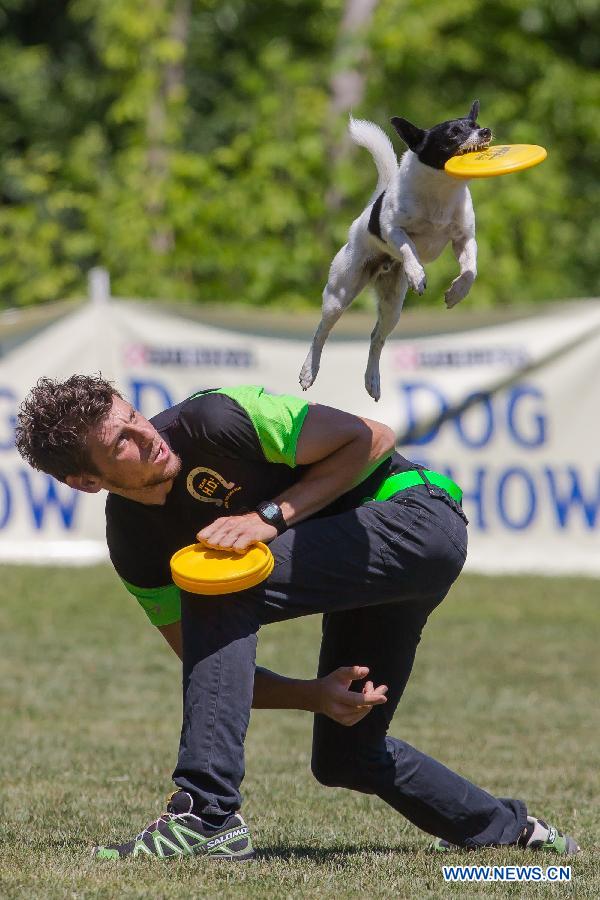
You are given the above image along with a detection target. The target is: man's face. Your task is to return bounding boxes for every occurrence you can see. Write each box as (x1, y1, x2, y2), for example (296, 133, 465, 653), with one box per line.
(86, 396, 181, 492)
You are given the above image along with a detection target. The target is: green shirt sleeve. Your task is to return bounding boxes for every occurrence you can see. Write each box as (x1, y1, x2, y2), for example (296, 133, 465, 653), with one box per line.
(215, 386, 309, 467)
(121, 580, 182, 627)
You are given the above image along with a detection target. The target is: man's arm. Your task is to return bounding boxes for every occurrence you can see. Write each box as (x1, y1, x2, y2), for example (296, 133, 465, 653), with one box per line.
(159, 621, 184, 658)
(158, 622, 387, 727)
(197, 403, 396, 551)
(251, 664, 388, 727)
(277, 403, 396, 526)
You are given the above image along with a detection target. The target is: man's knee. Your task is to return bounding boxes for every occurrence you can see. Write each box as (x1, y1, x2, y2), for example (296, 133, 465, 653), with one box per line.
(311, 750, 343, 788)
(311, 746, 379, 793)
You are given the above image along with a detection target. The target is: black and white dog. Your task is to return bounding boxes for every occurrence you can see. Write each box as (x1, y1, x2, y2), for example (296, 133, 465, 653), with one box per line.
(299, 101, 492, 400)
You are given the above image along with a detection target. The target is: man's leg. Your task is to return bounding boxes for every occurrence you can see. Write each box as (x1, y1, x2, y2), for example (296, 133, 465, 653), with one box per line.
(175, 592, 259, 817)
(311, 600, 527, 848)
(94, 587, 262, 860)
(171, 492, 462, 815)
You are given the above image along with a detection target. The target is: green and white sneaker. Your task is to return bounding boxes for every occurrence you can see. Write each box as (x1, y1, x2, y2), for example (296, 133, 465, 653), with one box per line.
(94, 790, 255, 861)
(517, 816, 580, 855)
(429, 837, 459, 852)
(430, 815, 580, 855)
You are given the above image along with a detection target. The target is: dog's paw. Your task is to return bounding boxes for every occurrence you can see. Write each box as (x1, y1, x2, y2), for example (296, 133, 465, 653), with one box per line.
(299, 364, 317, 391)
(445, 272, 474, 309)
(364, 368, 381, 402)
(406, 267, 427, 296)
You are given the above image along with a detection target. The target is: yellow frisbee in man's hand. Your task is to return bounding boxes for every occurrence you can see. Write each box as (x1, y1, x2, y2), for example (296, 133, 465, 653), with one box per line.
(170, 542, 274, 595)
(445, 144, 547, 179)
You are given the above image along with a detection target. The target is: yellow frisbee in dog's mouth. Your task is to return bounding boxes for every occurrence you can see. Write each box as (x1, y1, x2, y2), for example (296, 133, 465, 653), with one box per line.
(170, 542, 274, 595)
(445, 144, 547, 179)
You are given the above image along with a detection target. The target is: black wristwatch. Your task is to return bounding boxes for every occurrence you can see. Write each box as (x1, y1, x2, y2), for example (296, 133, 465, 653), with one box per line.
(255, 500, 288, 535)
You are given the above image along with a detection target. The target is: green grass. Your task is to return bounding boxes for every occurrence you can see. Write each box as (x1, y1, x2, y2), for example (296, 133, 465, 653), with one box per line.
(1, 567, 598, 898)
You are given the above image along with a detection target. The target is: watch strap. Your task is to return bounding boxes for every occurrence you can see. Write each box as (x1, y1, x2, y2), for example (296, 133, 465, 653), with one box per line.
(255, 501, 288, 535)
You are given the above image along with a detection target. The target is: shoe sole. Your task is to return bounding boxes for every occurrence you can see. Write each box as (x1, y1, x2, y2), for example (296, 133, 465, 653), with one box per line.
(93, 846, 256, 862)
(430, 837, 582, 855)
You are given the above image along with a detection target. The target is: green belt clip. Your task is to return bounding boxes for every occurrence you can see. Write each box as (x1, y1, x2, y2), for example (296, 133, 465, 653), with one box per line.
(365, 469, 463, 505)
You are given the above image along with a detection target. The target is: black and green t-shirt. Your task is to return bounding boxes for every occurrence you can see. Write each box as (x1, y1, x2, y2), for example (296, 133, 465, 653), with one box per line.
(106, 386, 412, 626)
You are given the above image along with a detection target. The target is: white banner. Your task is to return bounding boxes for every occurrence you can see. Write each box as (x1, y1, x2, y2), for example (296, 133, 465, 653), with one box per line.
(0, 296, 599, 574)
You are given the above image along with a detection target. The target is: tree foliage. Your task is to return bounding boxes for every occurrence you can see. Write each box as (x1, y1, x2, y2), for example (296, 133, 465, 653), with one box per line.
(0, 0, 598, 309)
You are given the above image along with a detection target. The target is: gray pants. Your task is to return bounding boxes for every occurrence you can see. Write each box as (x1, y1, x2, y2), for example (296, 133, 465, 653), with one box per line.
(173, 486, 527, 848)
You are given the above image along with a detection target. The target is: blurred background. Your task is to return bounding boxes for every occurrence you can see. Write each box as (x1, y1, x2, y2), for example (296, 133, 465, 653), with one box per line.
(0, 0, 598, 310)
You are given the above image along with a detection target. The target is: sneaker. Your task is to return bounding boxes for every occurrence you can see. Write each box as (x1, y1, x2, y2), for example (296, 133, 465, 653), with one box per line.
(517, 816, 580, 855)
(93, 790, 255, 860)
(430, 815, 580, 855)
(430, 837, 461, 852)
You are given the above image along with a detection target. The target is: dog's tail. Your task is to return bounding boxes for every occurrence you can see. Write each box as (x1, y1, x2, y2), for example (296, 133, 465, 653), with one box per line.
(349, 116, 398, 196)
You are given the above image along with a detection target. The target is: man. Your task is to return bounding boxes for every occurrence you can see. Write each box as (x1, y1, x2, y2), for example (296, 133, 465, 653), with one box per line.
(16, 375, 579, 859)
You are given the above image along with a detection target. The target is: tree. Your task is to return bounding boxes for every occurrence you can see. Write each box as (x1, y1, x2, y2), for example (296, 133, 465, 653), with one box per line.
(0, 0, 598, 309)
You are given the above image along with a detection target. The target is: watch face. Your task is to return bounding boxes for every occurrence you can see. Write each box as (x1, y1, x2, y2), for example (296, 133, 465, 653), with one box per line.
(261, 502, 279, 518)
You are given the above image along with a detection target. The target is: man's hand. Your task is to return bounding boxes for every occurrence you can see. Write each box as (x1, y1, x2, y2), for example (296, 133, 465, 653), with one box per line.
(197, 512, 277, 552)
(315, 665, 388, 726)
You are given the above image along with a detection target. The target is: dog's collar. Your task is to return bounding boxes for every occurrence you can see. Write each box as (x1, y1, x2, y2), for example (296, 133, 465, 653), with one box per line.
(368, 190, 386, 242)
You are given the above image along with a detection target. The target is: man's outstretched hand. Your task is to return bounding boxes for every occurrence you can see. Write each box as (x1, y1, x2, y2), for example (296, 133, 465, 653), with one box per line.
(316, 665, 388, 726)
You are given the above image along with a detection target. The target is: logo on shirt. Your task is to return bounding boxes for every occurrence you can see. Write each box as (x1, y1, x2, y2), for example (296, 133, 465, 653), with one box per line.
(186, 466, 242, 508)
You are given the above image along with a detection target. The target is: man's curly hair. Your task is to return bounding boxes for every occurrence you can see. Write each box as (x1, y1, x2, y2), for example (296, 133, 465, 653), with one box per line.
(15, 374, 121, 482)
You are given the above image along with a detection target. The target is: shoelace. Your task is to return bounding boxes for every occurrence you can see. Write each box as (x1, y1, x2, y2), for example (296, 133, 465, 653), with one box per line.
(135, 793, 191, 841)
(135, 812, 177, 842)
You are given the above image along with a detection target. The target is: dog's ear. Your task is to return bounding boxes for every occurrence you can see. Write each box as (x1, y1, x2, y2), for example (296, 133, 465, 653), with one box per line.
(390, 117, 425, 151)
(468, 99, 480, 122)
